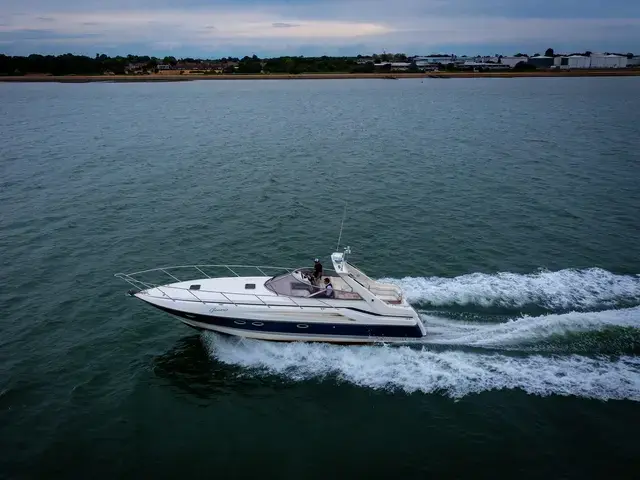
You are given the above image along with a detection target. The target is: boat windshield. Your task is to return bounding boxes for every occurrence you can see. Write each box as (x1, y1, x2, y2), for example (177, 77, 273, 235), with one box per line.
(265, 268, 363, 300)
(264, 272, 322, 297)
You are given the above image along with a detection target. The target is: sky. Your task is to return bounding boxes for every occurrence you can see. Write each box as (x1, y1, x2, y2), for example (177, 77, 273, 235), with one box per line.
(1, 0, 639, 58)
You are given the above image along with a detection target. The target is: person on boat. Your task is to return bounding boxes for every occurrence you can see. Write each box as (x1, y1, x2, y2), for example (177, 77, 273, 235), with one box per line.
(323, 278, 334, 299)
(313, 258, 323, 285)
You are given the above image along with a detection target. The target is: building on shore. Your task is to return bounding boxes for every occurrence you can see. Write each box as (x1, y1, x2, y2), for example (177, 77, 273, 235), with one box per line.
(554, 55, 588, 69)
(124, 62, 148, 74)
(414, 55, 456, 67)
(500, 56, 529, 68)
(553, 53, 628, 69)
(468, 55, 500, 64)
(373, 62, 413, 71)
(592, 53, 628, 68)
(628, 56, 640, 66)
(453, 55, 525, 68)
(527, 56, 555, 68)
(461, 61, 510, 71)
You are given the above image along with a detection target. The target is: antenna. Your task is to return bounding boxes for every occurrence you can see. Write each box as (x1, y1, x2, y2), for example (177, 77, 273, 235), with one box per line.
(336, 202, 347, 251)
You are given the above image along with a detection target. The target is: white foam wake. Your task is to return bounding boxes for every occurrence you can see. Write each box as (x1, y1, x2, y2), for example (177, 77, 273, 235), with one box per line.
(204, 334, 640, 401)
(422, 306, 640, 347)
(381, 268, 640, 310)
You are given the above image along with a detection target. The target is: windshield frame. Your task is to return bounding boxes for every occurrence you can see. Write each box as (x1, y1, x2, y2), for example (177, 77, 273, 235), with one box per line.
(264, 268, 357, 298)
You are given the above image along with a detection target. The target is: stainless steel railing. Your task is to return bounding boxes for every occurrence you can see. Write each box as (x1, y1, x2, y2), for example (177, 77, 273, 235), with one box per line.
(114, 264, 345, 310)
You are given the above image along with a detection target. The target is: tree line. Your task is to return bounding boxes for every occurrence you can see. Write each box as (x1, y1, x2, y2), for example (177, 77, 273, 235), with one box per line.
(1, 50, 635, 76)
(0, 53, 247, 75)
(0, 53, 413, 76)
(0, 54, 154, 75)
(238, 56, 380, 74)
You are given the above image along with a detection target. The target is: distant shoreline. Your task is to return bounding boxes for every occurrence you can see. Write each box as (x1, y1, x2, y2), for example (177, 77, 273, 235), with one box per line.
(1, 70, 639, 82)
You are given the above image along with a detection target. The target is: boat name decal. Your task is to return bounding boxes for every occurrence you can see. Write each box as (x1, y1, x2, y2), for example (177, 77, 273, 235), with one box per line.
(209, 307, 229, 313)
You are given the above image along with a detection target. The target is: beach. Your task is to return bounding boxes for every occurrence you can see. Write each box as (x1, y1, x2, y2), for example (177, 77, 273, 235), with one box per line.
(1, 69, 639, 82)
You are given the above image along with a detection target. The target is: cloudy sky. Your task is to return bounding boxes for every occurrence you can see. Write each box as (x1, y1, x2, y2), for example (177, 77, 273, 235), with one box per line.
(1, 0, 639, 57)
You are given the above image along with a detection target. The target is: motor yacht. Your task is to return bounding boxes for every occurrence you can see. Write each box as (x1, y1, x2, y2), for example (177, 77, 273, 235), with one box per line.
(115, 247, 426, 344)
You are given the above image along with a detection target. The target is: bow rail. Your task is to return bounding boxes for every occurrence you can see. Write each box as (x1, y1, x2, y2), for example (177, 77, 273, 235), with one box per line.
(119, 263, 298, 278)
(114, 264, 349, 310)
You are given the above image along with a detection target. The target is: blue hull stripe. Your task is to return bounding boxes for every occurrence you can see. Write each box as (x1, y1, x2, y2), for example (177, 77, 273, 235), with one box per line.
(147, 303, 424, 339)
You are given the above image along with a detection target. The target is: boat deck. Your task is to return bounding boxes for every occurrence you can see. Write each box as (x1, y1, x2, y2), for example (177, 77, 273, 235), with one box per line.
(115, 262, 405, 306)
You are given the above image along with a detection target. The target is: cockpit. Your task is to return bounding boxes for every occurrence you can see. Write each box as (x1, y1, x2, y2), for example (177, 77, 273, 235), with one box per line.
(264, 268, 362, 300)
(264, 269, 318, 297)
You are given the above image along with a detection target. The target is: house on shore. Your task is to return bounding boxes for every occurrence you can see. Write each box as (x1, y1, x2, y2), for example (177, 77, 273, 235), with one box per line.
(124, 62, 148, 74)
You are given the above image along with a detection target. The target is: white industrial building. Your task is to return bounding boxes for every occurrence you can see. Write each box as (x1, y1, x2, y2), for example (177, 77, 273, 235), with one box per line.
(413, 54, 529, 69)
(500, 56, 528, 68)
(374, 62, 412, 71)
(554, 53, 628, 69)
(554, 56, 588, 69)
(462, 61, 510, 70)
(467, 55, 499, 63)
(627, 56, 640, 66)
(593, 54, 628, 68)
(459, 55, 527, 68)
(389, 62, 412, 71)
(414, 55, 456, 67)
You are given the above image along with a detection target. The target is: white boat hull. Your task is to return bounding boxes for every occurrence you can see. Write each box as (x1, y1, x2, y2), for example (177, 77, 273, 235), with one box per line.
(137, 294, 426, 344)
(179, 318, 422, 344)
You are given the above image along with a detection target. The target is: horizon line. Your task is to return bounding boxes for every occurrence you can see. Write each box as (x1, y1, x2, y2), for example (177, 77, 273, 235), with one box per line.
(3, 49, 637, 60)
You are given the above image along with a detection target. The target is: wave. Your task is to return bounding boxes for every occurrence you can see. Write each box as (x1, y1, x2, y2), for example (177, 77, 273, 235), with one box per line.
(203, 333, 640, 401)
(421, 306, 640, 351)
(381, 268, 640, 311)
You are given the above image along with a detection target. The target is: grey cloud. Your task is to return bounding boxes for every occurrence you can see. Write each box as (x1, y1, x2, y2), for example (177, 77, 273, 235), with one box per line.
(2, 0, 639, 56)
(0, 29, 101, 40)
(5, 0, 640, 21)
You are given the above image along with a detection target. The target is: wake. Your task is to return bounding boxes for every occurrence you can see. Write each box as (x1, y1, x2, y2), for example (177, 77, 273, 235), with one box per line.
(202, 267, 640, 401)
(421, 306, 640, 348)
(204, 333, 640, 401)
(381, 267, 640, 311)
